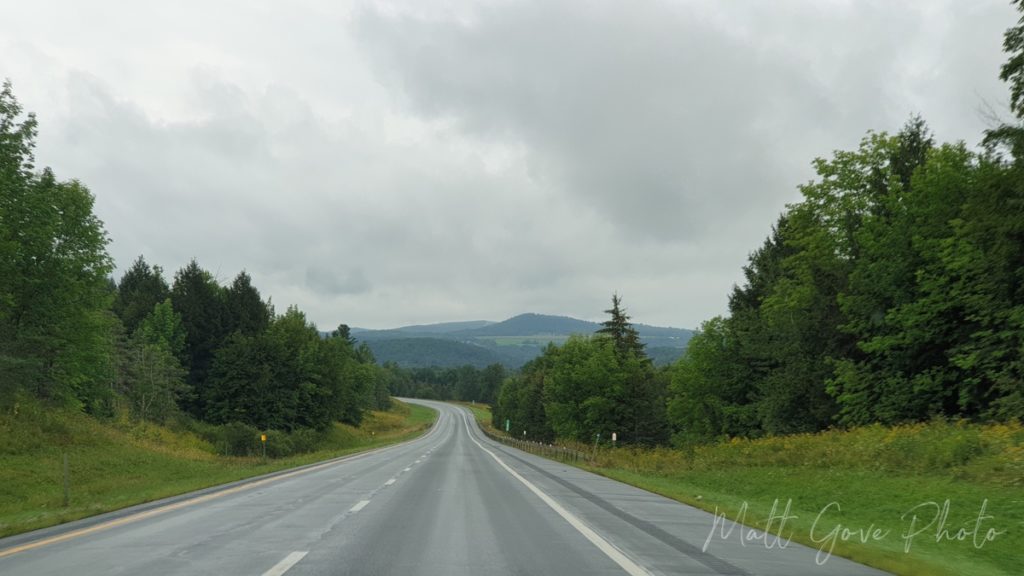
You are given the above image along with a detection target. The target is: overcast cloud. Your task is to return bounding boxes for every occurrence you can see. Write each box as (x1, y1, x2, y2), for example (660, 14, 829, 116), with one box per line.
(0, 0, 1016, 330)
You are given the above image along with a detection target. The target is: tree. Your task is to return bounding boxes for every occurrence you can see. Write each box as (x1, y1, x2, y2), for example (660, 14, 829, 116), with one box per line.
(136, 298, 186, 358)
(0, 81, 115, 410)
(123, 335, 187, 423)
(113, 256, 170, 335)
(1001, 0, 1024, 120)
(479, 363, 506, 405)
(597, 293, 645, 359)
(223, 271, 271, 337)
(171, 260, 226, 417)
(668, 316, 758, 443)
(544, 335, 621, 442)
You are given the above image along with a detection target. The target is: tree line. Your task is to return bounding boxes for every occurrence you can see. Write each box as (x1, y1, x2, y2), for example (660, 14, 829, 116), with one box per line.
(493, 8, 1024, 446)
(382, 362, 507, 405)
(492, 295, 671, 445)
(1, 81, 388, 444)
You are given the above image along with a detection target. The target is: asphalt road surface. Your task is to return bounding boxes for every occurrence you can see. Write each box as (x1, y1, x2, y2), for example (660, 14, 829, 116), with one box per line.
(0, 400, 888, 575)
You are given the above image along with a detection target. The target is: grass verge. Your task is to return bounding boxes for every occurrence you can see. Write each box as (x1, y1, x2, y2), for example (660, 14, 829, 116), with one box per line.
(0, 400, 437, 538)
(464, 403, 1023, 576)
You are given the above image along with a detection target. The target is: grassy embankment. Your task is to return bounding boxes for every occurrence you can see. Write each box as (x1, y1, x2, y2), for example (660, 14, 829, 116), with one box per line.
(0, 400, 437, 538)
(464, 403, 1023, 576)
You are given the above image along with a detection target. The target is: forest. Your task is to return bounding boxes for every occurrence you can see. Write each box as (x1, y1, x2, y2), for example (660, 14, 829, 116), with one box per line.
(0, 89, 389, 452)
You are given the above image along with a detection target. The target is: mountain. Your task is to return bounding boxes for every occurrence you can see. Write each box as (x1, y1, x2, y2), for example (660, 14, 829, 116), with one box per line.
(353, 313, 694, 369)
(363, 338, 507, 369)
(396, 320, 495, 334)
(454, 313, 599, 337)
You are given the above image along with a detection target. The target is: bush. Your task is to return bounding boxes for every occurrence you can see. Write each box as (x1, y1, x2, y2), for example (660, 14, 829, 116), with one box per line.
(215, 421, 261, 456)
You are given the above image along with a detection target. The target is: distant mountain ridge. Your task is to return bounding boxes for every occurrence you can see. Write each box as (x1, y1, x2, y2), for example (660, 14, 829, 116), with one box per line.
(356, 312, 693, 369)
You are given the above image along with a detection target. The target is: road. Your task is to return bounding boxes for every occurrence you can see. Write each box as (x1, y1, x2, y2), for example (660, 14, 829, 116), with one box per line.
(0, 400, 888, 575)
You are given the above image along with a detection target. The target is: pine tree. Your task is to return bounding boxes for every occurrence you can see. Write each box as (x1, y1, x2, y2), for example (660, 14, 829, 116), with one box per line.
(597, 293, 645, 360)
(114, 256, 170, 335)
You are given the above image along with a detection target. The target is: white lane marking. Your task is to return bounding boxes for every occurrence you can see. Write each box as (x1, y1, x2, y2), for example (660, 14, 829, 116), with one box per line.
(261, 551, 308, 576)
(349, 500, 371, 512)
(403, 467, 411, 472)
(461, 412, 653, 576)
(384, 478, 396, 486)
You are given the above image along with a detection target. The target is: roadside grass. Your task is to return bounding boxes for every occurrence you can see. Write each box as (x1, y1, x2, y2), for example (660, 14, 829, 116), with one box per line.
(0, 400, 437, 538)
(463, 403, 1023, 576)
(454, 401, 492, 424)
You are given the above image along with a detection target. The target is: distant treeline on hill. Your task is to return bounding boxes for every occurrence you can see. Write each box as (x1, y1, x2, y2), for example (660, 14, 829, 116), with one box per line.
(353, 312, 694, 369)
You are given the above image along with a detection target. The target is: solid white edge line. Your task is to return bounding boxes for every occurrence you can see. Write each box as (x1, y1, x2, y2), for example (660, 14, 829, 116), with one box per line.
(261, 550, 309, 576)
(350, 500, 371, 513)
(461, 411, 653, 576)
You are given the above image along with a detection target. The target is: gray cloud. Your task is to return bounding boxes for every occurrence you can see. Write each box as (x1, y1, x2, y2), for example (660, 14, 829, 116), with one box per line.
(0, 0, 1016, 330)
(306, 267, 371, 296)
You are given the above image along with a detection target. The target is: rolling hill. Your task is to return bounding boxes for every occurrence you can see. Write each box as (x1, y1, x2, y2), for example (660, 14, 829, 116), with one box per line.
(356, 313, 693, 368)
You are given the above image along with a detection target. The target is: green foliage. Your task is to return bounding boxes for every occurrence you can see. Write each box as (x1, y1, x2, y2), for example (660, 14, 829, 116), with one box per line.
(586, 421, 1024, 576)
(494, 297, 671, 446)
(492, 350, 556, 442)
(597, 293, 645, 359)
(669, 111, 1024, 440)
(0, 80, 115, 411)
(170, 260, 227, 417)
(113, 256, 170, 335)
(121, 335, 187, 424)
(136, 298, 186, 357)
(204, 307, 378, 431)
(0, 399, 437, 537)
(1001, 0, 1024, 120)
(223, 271, 271, 336)
(668, 316, 758, 444)
(385, 362, 506, 405)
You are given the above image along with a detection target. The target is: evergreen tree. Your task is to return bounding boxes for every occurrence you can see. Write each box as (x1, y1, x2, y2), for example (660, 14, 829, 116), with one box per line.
(113, 256, 170, 335)
(597, 293, 645, 359)
(170, 259, 226, 417)
(224, 271, 271, 336)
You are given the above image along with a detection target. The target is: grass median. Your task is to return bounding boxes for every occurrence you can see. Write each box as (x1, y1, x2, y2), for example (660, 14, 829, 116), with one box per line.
(462, 402, 1023, 576)
(0, 400, 437, 538)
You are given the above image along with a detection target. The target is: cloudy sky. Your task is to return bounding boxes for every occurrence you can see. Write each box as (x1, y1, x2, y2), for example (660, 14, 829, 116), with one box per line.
(1, 0, 1017, 330)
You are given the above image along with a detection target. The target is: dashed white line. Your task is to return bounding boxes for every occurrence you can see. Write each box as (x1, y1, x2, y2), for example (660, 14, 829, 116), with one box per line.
(261, 551, 308, 576)
(349, 500, 370, 513)
(384, 478, 396, 486)
(403, 467, 411, 472)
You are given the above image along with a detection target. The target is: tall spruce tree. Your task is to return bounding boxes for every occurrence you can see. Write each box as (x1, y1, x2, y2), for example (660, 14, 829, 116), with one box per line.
(114, 256, 170, 335)
(170, 259, 226, 418)
(224, 271, 271, 337)
(597, 293, 645, 359)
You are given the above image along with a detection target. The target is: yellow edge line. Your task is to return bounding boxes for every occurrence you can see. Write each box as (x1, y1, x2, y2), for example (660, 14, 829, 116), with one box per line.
(0, 432, 427, 559)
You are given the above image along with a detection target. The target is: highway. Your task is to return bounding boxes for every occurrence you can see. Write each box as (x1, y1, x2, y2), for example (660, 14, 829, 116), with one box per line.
(0, 400, 888, 575)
